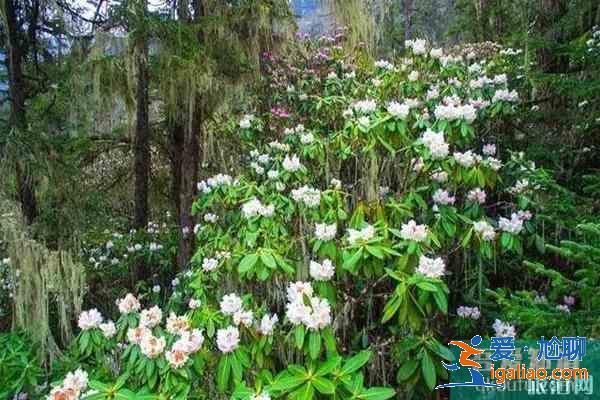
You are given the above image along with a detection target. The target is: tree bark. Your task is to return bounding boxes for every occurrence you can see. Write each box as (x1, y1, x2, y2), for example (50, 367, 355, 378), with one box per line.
(172, 0, 204, 270)
(133, 0, 150, 230)
(3, 0, 38, 225)
(403, 0, 412, 42)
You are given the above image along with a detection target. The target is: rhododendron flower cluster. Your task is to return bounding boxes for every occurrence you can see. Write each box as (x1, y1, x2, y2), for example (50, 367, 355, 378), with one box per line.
(417, 256, 446, 278)
(473, 220, 496, 241)
(314, 222, 337, 241)
(216, 325, 240, 353)
(282, 154, 303, 172)
(285, 282, 331, 331)
(493, 319, 517, 337)
(498, 213, 525, 234)
(347, 224, 376, 245)
(291, 185, 321, 208)
(309, 259, 335, 281)
(420, 129, 449, 159)
(467, 188, 487, 204)
(457, 306, 481, 320)
(258, 313, 279, 335)
(117, 293, 141, 314)
(77, 308, 103, 331)
(50, 369, 89, 400)
(241, 198, 275, 218)
(400, 220, 428, 242)
(432, 189, 456, 206)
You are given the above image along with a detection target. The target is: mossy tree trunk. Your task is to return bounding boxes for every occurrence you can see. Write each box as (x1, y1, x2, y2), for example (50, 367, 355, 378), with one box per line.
(3, 0, 38, 225)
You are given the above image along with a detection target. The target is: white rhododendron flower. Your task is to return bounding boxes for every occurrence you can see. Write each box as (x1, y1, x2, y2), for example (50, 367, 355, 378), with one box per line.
(309, 259, 335, 281)
(454, 150, 476, 168)
(282, 154, 303, 172)
(467, 188, 487, 204)
(400, 220, 428, 242)
(99, 321, 116, 339)
(432, 189, 456, 206)
(387, 101, 410, 119)
(431, 170, 448, 182)
(482, 144, 496, 155)
(300, 132, 314, 144)
(352, 99, 377, 114)
(498, 213, 525, 234)
(78, 309, 103, 330)
(493, 319, 517, 337)
(493, 89, 519, 102)
(140, 306, 163, 328)
(165, 348, 189, 369)
(140, 334, 166, 358)
(375, 59, 394, 70)
(166, 313, 190, 335)
(116, 293, 141, 314)
(174, 329, 205, 354)
(216, 326, 240, 353)
(473, 220, 496, 241)
(220, 293, 243, 316)
(315, 222, 337, 241)
(457, 306, 481, 320)
(233, 309, 254, 327)
(127, 326, 151, 345)
(202, 257, 219, 272)
(291, 185, 321, 208)
(406, 38, 427, 54)
(304, 297, 332, 331)
(189, 298, 202, 309)
(420, 129, 449, 159)
(239, 114, 253, 129)
(408, 70, 419, 81)
(242, 198, 275, 218)
(347, 224, 376, 245)
(286, 281, 314, 303)
(258, 314, 279, 335)
(417, 256, 446, 278)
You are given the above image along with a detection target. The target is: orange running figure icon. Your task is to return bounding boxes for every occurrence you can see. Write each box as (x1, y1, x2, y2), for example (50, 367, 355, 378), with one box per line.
(449, 339, 485, 368)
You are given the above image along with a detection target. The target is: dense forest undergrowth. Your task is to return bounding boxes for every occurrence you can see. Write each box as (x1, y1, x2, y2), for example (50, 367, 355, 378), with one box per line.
(1, 1, 600, 399)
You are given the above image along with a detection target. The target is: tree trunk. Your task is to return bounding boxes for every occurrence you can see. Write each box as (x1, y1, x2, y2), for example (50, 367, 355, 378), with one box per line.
(133, 0, 150, 230)
(172, 0, 204, 270)
(177, 109, 200, 269)
(133, 0, 151, 282)
(537, 0, 568, 73)
(3, 0, 37, 225)
(403, 0, 413, 42)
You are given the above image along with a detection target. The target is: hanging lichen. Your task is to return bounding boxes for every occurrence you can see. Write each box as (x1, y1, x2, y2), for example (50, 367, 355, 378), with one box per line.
(1, 200, 85, 366)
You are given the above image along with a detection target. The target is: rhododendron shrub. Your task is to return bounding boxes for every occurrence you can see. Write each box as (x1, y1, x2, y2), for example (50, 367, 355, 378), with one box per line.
(52, 36, 543, 399)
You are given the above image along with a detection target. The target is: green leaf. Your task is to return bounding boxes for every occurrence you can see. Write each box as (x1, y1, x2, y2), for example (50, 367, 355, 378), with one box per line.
(217, 354, 231, 392)
(342, 248, 363, 273)
(381, 293, 401, 323)
(269, 375, 306, 393)
(308, 331, 322, 360)
(416, 280, 437, 292)
(295, 325, 305, 349)
(292, 383, 314, 400)
(360, 387, 396, 400)
(238, 253, 259, 274)
(312, 377, 335, 394)
(341, 350, 372, 376)
(421, 352, 436, 390)
(396, 360, 418, 381)
(260, 253, 277, 269)
(316, 356, 342, 376)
